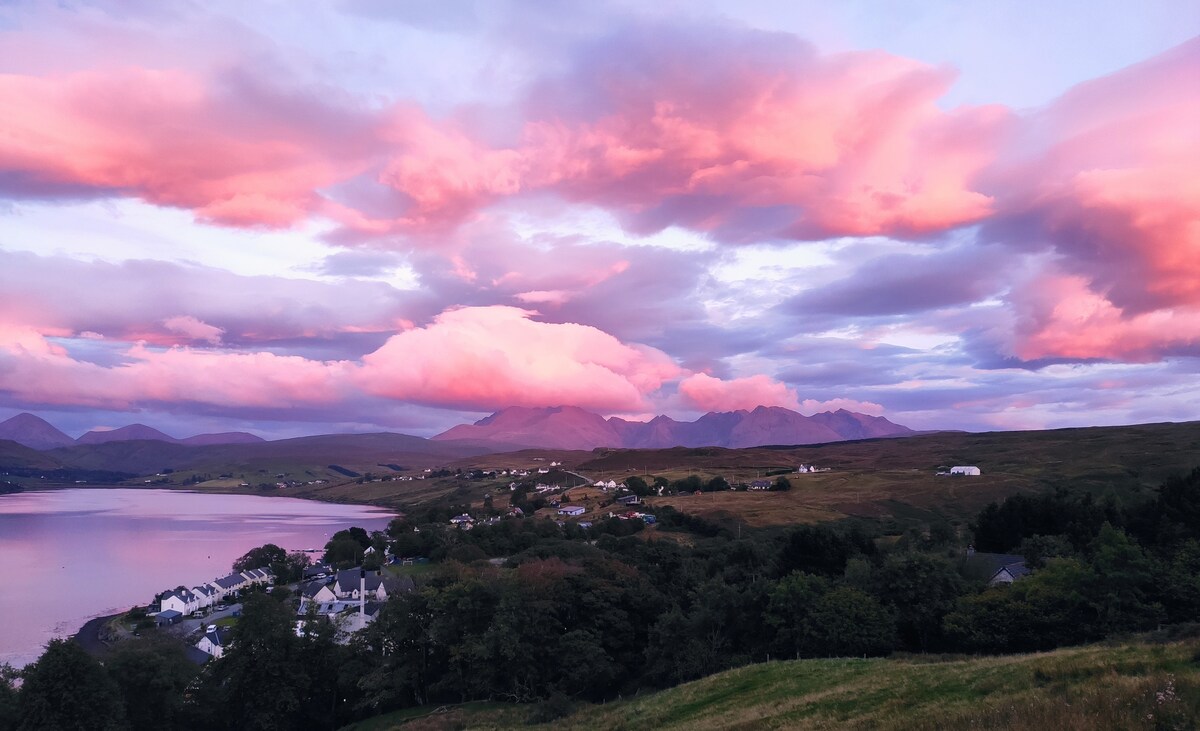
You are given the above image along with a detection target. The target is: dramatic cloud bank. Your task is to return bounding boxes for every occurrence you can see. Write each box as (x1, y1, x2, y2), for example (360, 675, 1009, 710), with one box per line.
(0, 1, 1197, 436)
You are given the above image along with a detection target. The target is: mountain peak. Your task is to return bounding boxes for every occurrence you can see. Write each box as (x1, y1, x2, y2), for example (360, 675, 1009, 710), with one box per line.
(0, 413, 75, 450)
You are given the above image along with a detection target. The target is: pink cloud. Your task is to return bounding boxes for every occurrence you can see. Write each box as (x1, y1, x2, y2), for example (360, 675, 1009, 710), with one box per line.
(513, 290, 573, 305)
(799, 398, 885, 416)
(1009, 274, 1200, 362)
(678, 373, 801, 412)
(162, 316, 224, 345)
(356, 306, 682, 412)
(363, 33, 1010, 242)
(0, 67, 374, 227)
(0, 329, 347, 410)
(983, 37, 1200, 362)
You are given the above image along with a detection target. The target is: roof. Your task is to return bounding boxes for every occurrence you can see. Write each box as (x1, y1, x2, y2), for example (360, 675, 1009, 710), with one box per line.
(214, 574, 245, 590)
(157, 609, 182, 620)
(203, 627, 232, 647)
(184, 646, 212, 665)
(993, 562, 1032, 581)
(335, 569, 383, 592)
(301, 580, 333, 598)
(965, 551, 1031, 582)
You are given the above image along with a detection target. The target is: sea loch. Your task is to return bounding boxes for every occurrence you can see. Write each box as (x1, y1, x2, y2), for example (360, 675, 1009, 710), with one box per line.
(0, 488, 393, 667)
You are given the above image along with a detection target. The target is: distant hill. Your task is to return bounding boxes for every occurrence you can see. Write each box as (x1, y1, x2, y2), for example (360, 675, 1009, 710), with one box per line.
(0, 439, 62, 469)
(76, 423, 180, 445)
(0, 413, 75, 450)
(34, 432, 497, 476)
(179, 432, 265, 446)
(433, 405, 913, 450)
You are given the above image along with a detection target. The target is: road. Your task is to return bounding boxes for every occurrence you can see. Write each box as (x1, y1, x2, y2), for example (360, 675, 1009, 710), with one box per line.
(173, 602, 243, 638)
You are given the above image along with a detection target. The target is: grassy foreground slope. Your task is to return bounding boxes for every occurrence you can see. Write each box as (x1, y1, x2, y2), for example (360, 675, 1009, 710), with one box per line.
(346, 636, 1200, 731)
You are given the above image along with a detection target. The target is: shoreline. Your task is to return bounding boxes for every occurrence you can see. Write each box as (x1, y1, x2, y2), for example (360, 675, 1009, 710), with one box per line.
(72, 612, 122, 660)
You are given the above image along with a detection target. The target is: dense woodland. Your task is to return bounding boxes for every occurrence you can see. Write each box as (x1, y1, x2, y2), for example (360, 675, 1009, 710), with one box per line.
(3, 468, 1200, 730)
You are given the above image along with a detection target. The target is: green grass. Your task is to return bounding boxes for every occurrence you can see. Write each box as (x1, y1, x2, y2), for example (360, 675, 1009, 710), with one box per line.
(383, 562, 438, 579)
(343, 636, 1200, 730)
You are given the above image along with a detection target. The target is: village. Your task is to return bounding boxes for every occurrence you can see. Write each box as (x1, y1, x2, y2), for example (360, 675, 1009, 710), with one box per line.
(143, 549, 423, 663)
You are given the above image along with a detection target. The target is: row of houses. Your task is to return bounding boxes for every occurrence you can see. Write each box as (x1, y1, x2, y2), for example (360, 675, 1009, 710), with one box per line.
(160, 567, 273, 617)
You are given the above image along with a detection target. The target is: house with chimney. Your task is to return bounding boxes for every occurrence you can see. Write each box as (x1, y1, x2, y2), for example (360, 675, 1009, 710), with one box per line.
(160, 588, 200, 616)
(333, 569, 387, 601)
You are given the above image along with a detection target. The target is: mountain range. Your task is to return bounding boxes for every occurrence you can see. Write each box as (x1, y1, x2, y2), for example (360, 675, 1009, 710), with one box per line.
(431, 405, 913, 450)
(0, 413, 264, 451)
(0, 405, 912, 459)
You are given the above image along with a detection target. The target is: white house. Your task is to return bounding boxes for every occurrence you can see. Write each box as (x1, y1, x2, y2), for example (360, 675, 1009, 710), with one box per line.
(190, 585, 215, 610)
(950, 466, 982, 476)
(333, 569, 387, 601)
(558, 505, 586, 517)
(161, 589, 198, 615)
(210, 572, 248, 601)
(196, 626, 232, 659)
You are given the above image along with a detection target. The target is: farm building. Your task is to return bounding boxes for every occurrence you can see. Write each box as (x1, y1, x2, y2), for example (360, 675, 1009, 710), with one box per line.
(950, 465, 982, 476)
(558, 505, 586, 516)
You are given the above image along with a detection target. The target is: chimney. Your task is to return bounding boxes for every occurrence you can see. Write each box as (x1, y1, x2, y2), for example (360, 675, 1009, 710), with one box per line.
(359, 568, 366, 618)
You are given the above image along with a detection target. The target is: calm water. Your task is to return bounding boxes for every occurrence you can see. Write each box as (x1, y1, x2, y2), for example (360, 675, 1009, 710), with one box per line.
(0, 488, 393, 667)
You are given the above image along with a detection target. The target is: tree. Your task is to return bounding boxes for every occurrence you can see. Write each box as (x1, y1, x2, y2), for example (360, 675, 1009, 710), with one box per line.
(0, 664, 17, 731)
(770, 476, 791, 492)
(1017, 534, 1074, 569)
(106, 637, 198, 731)
(624, 476, 650, 496)
(765, 572, 829, 658)
(704, 476, 730, 493)
(17, 639, 126, 731)
(195, 593, 306, 730)
(875, 553, 964, 651)
(805, 587, 895, 657)
(233, 543, 287, 573)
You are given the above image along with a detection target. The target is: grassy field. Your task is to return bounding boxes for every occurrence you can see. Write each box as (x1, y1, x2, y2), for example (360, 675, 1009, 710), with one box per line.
(341, 634, 1200, 730)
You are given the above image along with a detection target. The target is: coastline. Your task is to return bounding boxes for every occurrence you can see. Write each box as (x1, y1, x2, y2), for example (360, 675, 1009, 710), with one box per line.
(72, 612, 122, 660)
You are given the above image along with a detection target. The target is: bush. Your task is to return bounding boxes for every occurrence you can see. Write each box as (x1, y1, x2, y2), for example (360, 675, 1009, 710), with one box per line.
(525, 691, 574, 724)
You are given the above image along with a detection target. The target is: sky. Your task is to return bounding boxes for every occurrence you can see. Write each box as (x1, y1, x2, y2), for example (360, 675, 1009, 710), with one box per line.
(0, 0, 1198, 440)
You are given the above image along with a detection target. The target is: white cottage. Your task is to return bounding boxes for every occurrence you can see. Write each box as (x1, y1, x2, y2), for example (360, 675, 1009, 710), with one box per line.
(950, 466, 982, 476)
(160, 589, 198, 615)
(196, 626, 232, 659)
(332, 569, 387, 601)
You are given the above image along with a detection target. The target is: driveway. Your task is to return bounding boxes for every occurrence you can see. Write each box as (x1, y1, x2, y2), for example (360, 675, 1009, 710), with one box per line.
(173, 602, 243, 637)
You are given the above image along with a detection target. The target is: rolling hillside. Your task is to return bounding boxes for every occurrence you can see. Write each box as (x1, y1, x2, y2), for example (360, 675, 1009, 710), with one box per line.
(343, 634, 1200, 730)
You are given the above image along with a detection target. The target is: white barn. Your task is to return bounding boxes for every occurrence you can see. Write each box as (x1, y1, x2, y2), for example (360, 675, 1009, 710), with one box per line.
(950, 465, 982, 476)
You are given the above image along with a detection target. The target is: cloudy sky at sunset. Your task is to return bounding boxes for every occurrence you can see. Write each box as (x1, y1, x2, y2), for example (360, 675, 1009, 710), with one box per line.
(1, 0, 1198, 439)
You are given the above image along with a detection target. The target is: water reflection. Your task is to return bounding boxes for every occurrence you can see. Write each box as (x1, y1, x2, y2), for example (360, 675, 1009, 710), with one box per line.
(0, 489, 393, 667)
